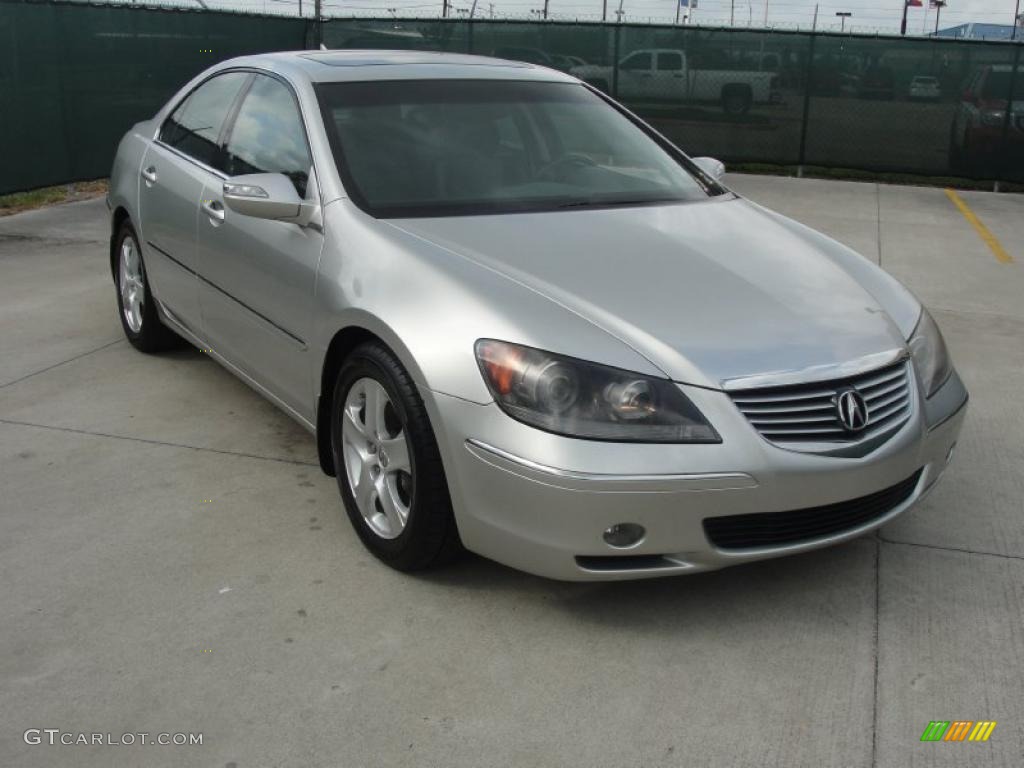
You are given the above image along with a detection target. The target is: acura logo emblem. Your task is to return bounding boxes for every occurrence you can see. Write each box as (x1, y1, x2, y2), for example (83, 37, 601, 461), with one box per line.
(836, 389, 869, 432)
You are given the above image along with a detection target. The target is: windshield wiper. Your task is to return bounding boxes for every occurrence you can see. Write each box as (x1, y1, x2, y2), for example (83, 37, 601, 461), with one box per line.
(554, 198, 676, 210)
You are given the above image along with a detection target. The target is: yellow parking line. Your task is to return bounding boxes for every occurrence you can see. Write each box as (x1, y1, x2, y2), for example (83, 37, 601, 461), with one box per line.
(945, 188, 1014, 264)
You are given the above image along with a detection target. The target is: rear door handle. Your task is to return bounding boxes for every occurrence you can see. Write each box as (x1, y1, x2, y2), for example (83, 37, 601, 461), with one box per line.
(141, 166, 158, 185)
(201, 199, 225, 223)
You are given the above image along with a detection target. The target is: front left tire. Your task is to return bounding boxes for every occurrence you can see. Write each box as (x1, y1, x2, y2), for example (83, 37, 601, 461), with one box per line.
(114, 221, 179, 353)
(330, 341, 462, 572)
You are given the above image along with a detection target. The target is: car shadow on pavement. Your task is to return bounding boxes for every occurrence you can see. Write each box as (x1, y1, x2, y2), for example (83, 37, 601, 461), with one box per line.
(411, 536, 876, 632)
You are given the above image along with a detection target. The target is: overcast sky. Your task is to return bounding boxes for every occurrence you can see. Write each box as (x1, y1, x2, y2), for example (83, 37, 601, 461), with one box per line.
(169, 0, 1022, 34)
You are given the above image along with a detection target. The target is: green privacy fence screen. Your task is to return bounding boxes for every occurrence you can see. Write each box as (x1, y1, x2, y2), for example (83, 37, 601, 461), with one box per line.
(2, 2, 1022, 195)
(0, 1, 309, 195)
(324, 18, 1024, 185)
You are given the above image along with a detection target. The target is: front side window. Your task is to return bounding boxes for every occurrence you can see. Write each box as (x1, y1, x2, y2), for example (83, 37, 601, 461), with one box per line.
(224, 74, 313, 197)
(159, 72, 249, 170)
(317, 79, 719, 218)
(657, 53, 683, 72)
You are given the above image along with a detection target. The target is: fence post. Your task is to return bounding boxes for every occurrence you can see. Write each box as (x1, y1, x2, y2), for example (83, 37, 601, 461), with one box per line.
(995, 42, 1021, 192)
(611, 22, 621, 99)
(796, 30, 817, 176)
(314, 0, 321, 49)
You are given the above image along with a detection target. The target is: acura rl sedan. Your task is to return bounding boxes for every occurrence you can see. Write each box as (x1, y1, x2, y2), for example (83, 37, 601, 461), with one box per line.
(107, 50, 967, 580)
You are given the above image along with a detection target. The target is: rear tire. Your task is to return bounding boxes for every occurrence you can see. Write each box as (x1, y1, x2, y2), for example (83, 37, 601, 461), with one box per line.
(722, 85, 753, 116)
(330, 341, 462, 572)
(114, 221, 180, 353)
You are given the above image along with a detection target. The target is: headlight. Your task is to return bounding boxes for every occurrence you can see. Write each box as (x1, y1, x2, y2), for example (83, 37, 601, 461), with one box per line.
(908, 309, 952, 398)
(475, 339, 720, 443)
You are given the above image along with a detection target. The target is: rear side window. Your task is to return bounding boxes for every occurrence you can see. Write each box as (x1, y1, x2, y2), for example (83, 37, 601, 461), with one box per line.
(621, 53, 652, 71)
(159, 72, 249, 171)
(224, 74, 312, 198)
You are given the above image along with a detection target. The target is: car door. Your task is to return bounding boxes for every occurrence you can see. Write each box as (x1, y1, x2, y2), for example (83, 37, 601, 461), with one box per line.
(655, 51, 686, 101)
(195, 72, 322, 422)
(138, 71, 249, 333)
(617, 52, 654, 101)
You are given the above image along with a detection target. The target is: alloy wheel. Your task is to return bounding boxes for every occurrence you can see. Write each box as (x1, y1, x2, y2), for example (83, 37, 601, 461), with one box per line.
(119, 235, 145, 333)
(341, 377, 414, 539)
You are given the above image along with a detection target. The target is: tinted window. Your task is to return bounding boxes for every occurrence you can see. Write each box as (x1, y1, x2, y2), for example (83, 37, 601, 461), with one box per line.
(159, 72, 248, 170)
(317, 80, 716, 218)
(980, 70, 1023, 100)
(657, 53, 683, 72)
(224, 75, 312, 197)
(621, 53, 652, 71)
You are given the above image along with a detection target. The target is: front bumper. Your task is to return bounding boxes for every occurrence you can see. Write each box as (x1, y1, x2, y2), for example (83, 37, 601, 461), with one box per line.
(429, 368, 967, 581)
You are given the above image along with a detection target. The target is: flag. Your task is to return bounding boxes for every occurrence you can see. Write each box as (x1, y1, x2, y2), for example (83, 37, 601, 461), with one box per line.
(680, 0, 697, 7)
(907, 0, 923, 6)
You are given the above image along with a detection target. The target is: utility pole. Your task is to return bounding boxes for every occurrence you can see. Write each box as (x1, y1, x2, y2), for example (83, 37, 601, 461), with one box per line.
(900, 0, 909, 35)
(730, 0, 735, 26)
(675, 0, 681, 24)
(470, 0, 478, 17)
(442, 0, 448, 18)
(764, 0, 769, 27)
(543, 0, 549, 18)
(615, 0, 625, 22)
(602, 0, 607, 21)
(811, 2, 818, 30)
(1014, 0, 1021, 40)
(933, 0, 944, 34)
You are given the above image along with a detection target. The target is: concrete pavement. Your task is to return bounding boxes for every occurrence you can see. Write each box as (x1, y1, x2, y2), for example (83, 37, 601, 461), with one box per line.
(1, 176, 1022, 767)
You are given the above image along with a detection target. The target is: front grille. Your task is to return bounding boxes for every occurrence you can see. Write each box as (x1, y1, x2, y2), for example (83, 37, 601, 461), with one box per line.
(730, 361, 911, 446)
(703, 469, 922, 550)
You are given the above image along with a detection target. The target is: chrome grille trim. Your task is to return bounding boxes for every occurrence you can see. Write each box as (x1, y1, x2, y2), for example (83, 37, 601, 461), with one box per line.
(729, 361, 912, 449)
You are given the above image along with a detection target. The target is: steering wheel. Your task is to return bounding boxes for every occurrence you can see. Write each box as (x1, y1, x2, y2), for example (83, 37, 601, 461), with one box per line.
(536, 152, 598, 181)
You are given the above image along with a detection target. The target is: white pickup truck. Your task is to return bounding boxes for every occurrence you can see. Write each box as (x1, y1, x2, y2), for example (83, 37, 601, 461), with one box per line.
(571, 48, 778, 116)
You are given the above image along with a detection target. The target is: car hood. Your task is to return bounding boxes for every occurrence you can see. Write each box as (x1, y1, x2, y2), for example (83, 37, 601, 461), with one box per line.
(387, 197, 912, 389)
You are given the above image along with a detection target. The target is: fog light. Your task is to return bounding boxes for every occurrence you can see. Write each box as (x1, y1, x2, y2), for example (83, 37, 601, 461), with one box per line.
(603, 523, 645, 548)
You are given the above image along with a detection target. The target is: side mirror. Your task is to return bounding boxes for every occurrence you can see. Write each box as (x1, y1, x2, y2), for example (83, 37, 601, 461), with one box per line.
(222, 173, 315, 222)
(692, 156, 726, 181)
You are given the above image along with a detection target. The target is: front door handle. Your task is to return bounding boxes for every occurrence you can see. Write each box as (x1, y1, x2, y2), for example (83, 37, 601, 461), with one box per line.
(201, 199, 225, 223)
(141, 166, 158, 185)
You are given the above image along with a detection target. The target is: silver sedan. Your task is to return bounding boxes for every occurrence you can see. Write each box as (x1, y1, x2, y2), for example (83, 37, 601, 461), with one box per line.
(107, 50, 967, 580)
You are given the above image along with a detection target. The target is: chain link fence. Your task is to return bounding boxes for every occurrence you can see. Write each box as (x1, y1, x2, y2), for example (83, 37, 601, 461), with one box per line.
(1, 2, 1021, 195)
(324, 18, 1024, 185)
(0, 0, 309, 195)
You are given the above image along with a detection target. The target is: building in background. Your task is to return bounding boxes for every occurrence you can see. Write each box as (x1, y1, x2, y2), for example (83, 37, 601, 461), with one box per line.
(933, 22, 1021, 40)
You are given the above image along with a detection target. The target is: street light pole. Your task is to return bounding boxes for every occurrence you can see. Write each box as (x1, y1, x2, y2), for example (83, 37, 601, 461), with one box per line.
(933, 0, 945, 34)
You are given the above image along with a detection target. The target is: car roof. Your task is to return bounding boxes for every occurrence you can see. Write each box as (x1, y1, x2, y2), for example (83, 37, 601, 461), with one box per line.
(218, 49, 578, 84)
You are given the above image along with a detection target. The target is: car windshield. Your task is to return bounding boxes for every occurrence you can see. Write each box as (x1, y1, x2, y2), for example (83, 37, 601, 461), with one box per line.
(316, 79, 718, 218)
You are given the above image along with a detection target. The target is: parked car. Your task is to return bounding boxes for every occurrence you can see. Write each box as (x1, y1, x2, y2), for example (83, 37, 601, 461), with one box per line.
(570, 48, 778, 115)
(908, 75, 941, 102)
(108, 51, 966, 581)
(949, 64, 1024, 174)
